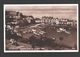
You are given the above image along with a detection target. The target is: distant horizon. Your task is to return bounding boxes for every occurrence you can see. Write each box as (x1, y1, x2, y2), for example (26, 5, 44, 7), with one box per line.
(5, 5, 77, 20)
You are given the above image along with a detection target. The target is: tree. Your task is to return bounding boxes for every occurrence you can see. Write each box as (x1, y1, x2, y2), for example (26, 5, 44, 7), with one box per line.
(37, 38, 44, 49)
(22, 18, 29, 26)
(59, 37, 64, 44)
(28, 36, 38, 49)
(17, 20, 24, 27)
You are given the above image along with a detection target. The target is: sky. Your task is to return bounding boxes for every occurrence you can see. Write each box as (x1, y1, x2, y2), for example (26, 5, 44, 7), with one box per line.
(5, 5, 77, 20)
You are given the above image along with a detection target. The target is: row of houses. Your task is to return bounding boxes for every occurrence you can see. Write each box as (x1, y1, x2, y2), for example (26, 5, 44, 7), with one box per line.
(6, 11, 77, 27)
(41, 16, 77, 26)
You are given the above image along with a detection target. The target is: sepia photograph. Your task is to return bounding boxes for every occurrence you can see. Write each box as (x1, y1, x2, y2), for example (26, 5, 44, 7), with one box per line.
(4, 4, 79, 52)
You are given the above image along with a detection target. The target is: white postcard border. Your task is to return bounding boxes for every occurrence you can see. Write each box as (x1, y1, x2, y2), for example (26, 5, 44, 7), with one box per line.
(4, 4, 79, 53)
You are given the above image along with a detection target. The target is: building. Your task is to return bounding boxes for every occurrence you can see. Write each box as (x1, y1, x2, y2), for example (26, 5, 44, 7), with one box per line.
(35, 18, 41, 23)
(41, 16, 76, 27)
(26, 16, 35, 24)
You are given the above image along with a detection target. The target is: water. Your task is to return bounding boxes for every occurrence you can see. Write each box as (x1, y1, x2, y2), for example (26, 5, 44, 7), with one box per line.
(43, 25, 77, 47)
